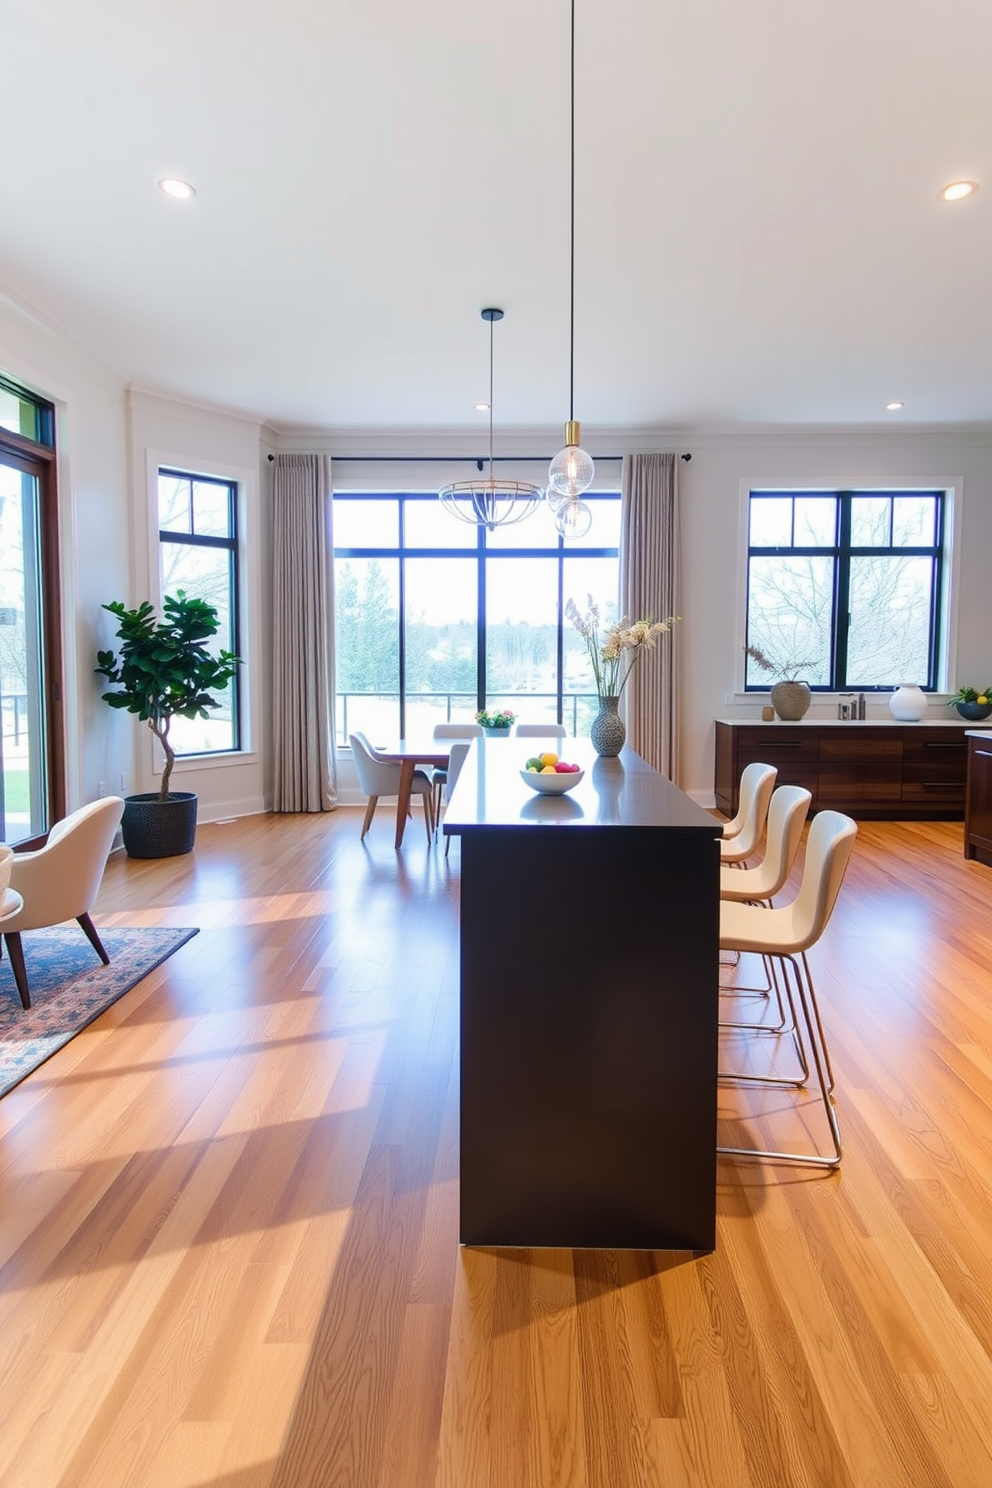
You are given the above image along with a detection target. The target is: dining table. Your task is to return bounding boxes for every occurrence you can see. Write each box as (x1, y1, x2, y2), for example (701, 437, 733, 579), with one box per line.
(371, 737, 453, 847)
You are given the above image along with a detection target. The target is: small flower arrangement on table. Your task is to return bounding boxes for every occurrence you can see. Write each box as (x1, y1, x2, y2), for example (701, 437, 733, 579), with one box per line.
(475, 708, 516, 730)
(566, 596, 678, 701)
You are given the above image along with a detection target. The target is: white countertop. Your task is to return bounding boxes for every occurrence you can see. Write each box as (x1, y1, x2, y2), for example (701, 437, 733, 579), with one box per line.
(716, 717, 992, 728)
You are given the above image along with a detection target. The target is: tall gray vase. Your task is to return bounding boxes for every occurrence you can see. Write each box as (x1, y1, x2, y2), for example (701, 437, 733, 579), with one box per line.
(591, 695, 626, 757)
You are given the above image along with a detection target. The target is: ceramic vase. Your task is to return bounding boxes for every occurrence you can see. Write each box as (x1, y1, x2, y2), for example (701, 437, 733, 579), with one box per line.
(482, 726, 511, 738)
(770, 680, 811, 721)
(888, 684, 928, 722)
(591, 695, 626, 757)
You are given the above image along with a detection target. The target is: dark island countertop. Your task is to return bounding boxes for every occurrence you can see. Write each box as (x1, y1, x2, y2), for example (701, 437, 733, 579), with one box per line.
(442, 737, 720, 836)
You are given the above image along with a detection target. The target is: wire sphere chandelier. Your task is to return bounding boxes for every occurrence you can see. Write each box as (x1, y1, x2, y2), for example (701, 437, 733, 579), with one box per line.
(439, 308, 544, 531)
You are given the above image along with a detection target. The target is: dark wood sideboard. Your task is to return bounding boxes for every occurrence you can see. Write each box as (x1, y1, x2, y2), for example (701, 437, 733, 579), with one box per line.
(964, 731, 992, 864)
(715, 719, 992, 820)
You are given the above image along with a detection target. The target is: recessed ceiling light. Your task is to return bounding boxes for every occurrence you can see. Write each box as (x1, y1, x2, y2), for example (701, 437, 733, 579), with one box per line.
(938, 180, 979, 203)
(474, 402, 490, 412)
(885, 401, 904, 411)
(158, 177, 196, 200)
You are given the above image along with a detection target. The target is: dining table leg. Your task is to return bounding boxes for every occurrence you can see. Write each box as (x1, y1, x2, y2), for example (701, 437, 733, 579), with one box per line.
(394, 759, 416, 848)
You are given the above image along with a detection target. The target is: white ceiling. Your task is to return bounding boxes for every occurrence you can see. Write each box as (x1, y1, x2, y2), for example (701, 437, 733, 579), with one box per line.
(1, 0, 990, 436)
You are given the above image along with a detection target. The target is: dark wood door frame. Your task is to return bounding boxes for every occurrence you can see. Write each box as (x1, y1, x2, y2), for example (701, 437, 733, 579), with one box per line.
(0, 427, 66, 844)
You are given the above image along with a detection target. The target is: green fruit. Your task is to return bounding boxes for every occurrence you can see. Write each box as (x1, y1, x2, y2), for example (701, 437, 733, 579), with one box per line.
(525, 756, 542, 770)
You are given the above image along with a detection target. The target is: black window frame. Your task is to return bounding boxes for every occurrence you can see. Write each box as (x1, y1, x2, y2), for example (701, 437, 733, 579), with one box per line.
(333, 491, 621, 740)
(745, 488, 947, 692)
(157, 466, 242, 755)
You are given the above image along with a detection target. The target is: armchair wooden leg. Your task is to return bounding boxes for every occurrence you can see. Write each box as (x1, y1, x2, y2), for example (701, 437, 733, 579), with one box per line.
(3, 933, 31, 1010)
(78, 912, 110, 965)
(361, 796, 378, 840)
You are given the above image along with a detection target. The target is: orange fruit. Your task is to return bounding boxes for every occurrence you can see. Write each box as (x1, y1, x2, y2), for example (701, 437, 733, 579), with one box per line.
(539, 752, 558, 767)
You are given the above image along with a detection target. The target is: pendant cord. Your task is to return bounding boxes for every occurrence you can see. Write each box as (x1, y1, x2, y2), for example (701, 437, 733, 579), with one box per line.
(489, 312, 495, 479)
(569, 0, 575, 424)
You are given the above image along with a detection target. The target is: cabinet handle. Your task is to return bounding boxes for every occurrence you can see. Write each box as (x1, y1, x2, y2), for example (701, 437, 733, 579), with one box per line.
(975, 749, 992, 760)
(921, 781, 963, 789)
(755, 740, 800, 748)
(924, 741, 965, 750)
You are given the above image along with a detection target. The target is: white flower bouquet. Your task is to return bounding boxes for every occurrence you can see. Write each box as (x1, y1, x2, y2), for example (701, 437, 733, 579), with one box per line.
(566, 595, 679, 700)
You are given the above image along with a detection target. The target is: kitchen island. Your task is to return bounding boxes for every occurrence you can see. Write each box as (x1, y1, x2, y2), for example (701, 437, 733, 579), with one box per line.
(443, 738, 722, 1252)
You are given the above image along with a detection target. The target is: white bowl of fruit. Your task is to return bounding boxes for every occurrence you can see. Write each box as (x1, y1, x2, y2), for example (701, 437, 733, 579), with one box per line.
(520, 752, 584, 794)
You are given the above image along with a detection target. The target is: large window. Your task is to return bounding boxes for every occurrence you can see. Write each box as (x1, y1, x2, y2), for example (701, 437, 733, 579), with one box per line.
(745, 489, 946, 692)
(0, 376, 62, 846)
(333, 493, 621, 744)
(158, 469, 240, 754)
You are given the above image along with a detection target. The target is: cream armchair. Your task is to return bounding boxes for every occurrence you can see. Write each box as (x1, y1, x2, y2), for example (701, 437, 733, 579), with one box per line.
(2, 796, 125, 1009)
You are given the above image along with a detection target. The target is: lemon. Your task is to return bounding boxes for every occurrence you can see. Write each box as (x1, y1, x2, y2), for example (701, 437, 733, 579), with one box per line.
(539, 752, 559, 767)
(979, 696, 989, 705)
(540, 765, 558, 775)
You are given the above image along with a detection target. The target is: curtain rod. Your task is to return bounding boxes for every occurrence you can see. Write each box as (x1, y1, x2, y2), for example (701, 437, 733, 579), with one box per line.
(267, 452, 692, 463)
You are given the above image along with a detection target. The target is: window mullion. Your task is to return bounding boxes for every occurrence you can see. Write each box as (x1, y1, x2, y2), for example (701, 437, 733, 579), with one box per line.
(833, 492, 852, 689)
(398, 502, 407, 738)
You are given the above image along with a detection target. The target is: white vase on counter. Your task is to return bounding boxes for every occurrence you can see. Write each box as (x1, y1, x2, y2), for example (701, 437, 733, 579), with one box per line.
(888, 684, 928, 722)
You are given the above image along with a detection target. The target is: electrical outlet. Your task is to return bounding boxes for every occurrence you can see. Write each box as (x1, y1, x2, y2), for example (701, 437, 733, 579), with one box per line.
(120, 772, 126, 793)
(97, 780, 106, 797)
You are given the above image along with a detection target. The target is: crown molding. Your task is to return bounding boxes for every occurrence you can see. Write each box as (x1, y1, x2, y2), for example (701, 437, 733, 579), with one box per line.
(0, 273, 128, 392)
(127, 385, 267, 433)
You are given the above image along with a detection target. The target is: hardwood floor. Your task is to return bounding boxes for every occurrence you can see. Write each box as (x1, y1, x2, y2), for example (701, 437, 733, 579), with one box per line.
(1, 811, 991, 1487)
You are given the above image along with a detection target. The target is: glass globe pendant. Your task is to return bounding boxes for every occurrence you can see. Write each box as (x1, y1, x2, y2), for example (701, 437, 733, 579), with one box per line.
(553, 495, 593, 540)
(548, 421, 595, 500)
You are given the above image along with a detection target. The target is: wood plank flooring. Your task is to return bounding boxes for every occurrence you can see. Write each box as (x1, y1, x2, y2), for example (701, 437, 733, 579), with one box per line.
(1, 811, 991, 1486)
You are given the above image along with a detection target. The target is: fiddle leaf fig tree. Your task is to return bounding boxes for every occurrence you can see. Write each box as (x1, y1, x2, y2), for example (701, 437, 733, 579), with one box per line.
(95, 592, 241, 801)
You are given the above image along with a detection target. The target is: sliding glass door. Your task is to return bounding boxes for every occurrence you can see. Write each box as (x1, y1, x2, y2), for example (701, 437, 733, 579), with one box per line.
(0, 379, 62, 846)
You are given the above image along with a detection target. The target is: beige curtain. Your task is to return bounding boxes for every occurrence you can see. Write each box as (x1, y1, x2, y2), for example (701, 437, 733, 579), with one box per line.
(620, 453, 682, 782)
(272, 454, 338, 811)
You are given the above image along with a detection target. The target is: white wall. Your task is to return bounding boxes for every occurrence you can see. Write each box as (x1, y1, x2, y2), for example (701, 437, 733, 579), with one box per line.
(127, 391, 270, 820)
(3, 292, 990, 825)
(0, 288, 130, 812)
(285, 424, 992, 808)
(676, 427, 992, 803)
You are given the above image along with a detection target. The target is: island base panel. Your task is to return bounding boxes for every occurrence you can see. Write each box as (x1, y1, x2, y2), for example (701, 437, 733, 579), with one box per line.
(458, 830, 718, 1251)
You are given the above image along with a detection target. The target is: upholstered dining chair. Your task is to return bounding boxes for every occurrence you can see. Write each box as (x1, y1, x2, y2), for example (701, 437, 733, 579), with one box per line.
(512, 722, 567, 739)
(439, 740, 473, 856)
(719, 762, 776, 865)
(2, 795, 125, 1009)
(718, 809, 858, 1168)
(350, 732, 434, 843)
(430, 722, 484, 826)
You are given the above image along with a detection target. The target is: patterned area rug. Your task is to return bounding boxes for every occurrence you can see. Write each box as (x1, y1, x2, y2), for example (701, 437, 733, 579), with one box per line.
(0, 925, 199, 1098)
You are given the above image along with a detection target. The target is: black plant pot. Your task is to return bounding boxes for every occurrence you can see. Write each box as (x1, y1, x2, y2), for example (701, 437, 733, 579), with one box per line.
(121, 792, 198, 858)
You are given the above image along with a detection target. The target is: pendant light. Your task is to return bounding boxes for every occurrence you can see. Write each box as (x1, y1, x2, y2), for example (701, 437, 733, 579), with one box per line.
(548, 0, 594, 541)
(440, 308, 544, 531)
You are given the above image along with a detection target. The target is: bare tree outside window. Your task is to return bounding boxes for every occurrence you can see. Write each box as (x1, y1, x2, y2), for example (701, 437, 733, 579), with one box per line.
(746, 490, 944, 692)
